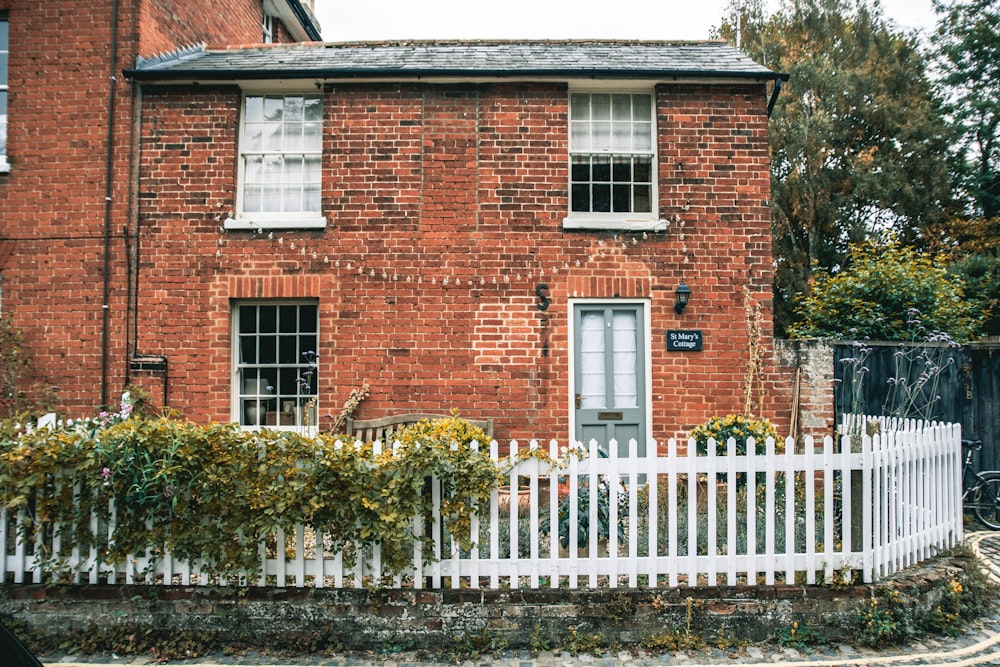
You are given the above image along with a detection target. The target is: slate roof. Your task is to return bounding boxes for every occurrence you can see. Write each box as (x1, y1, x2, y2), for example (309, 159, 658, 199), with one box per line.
(127, 40, 786, 82)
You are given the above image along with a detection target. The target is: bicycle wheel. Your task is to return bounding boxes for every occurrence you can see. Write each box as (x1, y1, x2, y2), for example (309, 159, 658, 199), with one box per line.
(973, 473, 1000, 530)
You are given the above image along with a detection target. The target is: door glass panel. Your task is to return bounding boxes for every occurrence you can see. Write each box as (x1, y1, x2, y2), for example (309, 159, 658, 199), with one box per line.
(579, 311, 606, 408)
(612, 311, 638, 408)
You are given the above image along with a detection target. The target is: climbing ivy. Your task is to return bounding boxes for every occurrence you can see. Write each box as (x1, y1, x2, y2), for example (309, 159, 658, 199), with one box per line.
(0, 405, 500, 582)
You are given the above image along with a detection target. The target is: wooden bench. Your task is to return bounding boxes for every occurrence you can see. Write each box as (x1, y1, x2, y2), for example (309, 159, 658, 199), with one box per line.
(345, 413, 494, 443)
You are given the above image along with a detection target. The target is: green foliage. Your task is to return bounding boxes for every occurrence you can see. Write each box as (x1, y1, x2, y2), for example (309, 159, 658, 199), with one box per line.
(0, 313, 59, 420)
(850, 590, 919, 647)
(926, 565, 995, 636)
(563, 625, 604, 656)
(690, 415, 780, 456)
(933, 0, 1000, 217)
(788, 240, 983, 341)
(717, 0, 955, 334)
(0, 408, 502, 582)
(778, 620, 820, 650)
(545, 475, 627, 550)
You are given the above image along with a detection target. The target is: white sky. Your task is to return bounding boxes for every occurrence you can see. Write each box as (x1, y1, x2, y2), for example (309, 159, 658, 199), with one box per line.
(313, 0, 939, 42)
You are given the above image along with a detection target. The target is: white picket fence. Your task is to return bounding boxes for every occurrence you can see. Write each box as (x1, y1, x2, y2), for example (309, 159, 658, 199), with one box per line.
(0, 419, 963, 589)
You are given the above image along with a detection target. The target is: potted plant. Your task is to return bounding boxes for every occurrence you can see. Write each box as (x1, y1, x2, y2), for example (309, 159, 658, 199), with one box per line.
(543, 476, 627, 557)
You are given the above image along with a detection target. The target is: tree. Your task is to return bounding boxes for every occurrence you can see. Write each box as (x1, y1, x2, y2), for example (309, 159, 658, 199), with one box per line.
(787, 240, 984, 341)
(933, 0, 1000, 218)
(717, 0, 956, 335)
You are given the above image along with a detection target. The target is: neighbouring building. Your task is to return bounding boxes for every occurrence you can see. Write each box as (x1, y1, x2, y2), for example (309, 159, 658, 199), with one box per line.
(0, 0, 320, 411)
(116, 40, 792, 447)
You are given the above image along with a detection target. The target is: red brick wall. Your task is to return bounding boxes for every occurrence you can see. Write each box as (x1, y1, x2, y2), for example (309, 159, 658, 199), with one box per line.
(130, 81, 791, 442)
(0, 0, 308, 414)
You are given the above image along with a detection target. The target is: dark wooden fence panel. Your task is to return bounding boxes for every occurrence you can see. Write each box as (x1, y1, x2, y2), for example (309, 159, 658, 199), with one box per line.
(834, 343, 1000, 471)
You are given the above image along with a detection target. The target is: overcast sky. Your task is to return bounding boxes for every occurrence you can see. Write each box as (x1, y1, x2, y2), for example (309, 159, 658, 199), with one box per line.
(313, 0, 939, 42)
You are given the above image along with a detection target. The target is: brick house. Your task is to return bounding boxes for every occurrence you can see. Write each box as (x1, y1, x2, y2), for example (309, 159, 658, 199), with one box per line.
(118, 40, 791, 447)
(0, 0, 320, 410)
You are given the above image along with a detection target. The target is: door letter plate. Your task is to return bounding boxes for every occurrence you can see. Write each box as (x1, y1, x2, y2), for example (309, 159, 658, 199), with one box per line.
(597, 411, 623, 420)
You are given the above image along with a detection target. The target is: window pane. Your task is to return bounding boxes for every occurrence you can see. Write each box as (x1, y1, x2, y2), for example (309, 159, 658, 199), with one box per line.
(263, 183, 282, 211)
(285, 156, 303, 181)
(632, 94, 651, 121)
(634, 121, 652, 151)
(243, 124, 262, 152)
(612, 184, 630, 212)
(304, 96, 322, 122)
(592, 184, 611, 212)
(612, 158, 631, 182)
(303, 121, 321, 149)
(303, 184, 321, 212)
(592, 121, 610, 151)
(263, 96, 283, 121)
(244, 155, 262, 182)
(612, 121, 631, 151)
(612, 94, 631, 121)
(300, 307, 317, 332)
(259, 306, 277, 333)
(570, 93, 589, 120)
(0, 53, 6, 86)
(571, 157, 590, 182)
(259, 335, 277, 365)
(244, 96, 263, 122)
(243, 184, 262, 212)
(263, 122, 283, 151)
(633, 185, 651, 212)
(579, 311, 607, 409)
(282, 184, 301, 212)
(239, 305, 257, 333)
(591, 94, 610, 121)
(612, 311, 638, 409)
(240, 336, 257, 364)
(284, 95, 303, 121)
(634, 157, 652, 183)
(570, 121, 589, 151)
(571, 184, 590, 212)
(592, 156, 610, 182)
(304, 156, 321, 182)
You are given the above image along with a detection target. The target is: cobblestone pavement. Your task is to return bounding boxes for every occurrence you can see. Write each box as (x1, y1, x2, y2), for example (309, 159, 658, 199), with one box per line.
(40, 532, 1000, 667)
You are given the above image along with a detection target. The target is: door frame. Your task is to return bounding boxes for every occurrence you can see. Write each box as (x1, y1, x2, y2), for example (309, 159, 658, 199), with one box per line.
(567, 298, 653, 447)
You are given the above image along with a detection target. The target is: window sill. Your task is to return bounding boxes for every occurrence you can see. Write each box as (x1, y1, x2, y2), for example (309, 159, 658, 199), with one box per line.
(562, 217, 667, 232)
(0, 156, 9, 174)
(224, 216, 327, 231)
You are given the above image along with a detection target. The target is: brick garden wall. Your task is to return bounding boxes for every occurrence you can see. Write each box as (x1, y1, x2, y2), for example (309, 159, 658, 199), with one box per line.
(0, 555, 966, 655)
(130, 80, 789, 442)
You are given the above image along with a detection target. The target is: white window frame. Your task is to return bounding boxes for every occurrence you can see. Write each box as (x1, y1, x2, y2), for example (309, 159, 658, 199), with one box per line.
(227, 92, 326, 230)
(0, 12, 9, 174)
(262, 12, 275, 43)
(231, 300, 320, 432)
(563, 89, 665, 232)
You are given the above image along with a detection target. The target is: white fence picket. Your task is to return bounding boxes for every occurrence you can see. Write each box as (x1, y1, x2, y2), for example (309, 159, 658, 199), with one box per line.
(0, 418, 964, 591)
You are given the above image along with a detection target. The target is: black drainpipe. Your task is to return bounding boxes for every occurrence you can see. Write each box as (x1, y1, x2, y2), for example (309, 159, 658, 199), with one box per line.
(767, 77, 784, 118)
(100, 0, 121, 409)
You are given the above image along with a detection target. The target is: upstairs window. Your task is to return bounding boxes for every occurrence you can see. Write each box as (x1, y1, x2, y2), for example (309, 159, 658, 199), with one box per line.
(565, 92, 660, 231)
(1, 13, 9, 173)
(262, 13, 274, 43)
(234, 302, 319, 430)
(229, 93, 324, 229)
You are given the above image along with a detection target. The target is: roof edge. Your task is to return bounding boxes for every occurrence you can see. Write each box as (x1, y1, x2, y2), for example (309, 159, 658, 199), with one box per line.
(125, 67, 789, 83)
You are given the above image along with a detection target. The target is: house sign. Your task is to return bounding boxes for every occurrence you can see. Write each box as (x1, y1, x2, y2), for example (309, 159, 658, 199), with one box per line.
(667, 330, 703, 351)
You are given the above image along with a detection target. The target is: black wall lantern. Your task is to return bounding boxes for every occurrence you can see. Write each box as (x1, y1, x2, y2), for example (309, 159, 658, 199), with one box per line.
(674, 279, 691, 314)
